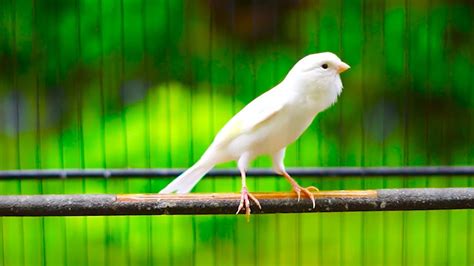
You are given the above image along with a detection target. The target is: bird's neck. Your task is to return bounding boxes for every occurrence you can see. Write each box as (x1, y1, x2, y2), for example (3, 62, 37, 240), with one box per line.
(306, 88, 339, 114)
(285, 76, 342, 114)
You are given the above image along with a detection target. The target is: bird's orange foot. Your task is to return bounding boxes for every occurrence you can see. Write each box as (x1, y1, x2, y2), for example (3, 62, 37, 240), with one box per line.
(291, 184, 319, 209)
(236, 187, 262, 219)
(283, 172, 318, 208)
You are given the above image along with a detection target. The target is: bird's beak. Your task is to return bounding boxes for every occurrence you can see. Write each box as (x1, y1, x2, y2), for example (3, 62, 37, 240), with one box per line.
(337, 62, 350, 73)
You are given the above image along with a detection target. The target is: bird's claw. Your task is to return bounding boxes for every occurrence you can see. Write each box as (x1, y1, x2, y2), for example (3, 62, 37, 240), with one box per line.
(236, 187, 261, 220)
(283, 172, 318, 209)
(292, 184, 318, 209)
(306, 186, 319, 192)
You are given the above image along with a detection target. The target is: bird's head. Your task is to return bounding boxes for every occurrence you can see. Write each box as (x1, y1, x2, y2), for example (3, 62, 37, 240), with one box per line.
(284, 52, 350, 97)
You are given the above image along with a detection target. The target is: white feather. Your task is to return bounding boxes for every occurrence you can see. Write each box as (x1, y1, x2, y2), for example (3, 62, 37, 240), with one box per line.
(159, 161, 213, 194)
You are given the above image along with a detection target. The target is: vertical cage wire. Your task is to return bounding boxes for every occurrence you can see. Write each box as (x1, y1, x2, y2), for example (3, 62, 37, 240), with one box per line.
(469, 6, 474, 262)
(424, 1, 432, 264)
(337, 1, 344, 265)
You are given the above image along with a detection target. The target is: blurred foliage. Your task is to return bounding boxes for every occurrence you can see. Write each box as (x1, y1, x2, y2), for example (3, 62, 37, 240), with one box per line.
(0, 0, 473, 265)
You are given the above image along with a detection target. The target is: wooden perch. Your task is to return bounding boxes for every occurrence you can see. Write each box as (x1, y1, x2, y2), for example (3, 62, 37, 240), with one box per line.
(0, 188, 473, 216)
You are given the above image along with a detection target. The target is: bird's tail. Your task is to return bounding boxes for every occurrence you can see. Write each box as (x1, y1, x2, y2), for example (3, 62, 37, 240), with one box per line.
(159, 160, 214, 194)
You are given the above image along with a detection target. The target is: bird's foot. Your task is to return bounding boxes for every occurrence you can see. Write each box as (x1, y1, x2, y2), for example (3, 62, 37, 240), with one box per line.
(283, 172, 318, 208)
(291, 183, 319, 209)
(236, 187, 261, 220)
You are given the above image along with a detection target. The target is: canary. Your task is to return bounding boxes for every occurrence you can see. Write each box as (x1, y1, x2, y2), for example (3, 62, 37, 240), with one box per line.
(160, 52, 350, 216)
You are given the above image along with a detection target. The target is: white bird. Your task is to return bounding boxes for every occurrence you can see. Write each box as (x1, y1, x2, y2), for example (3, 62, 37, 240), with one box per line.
(160, 52, 350, 216)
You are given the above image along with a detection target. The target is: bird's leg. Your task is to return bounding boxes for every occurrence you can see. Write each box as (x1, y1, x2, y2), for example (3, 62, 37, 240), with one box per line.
(271, 149, 317, 208)
(236, 186, 262, 219)
(282, 172, 318, 208)
(236, 154, 261, 219)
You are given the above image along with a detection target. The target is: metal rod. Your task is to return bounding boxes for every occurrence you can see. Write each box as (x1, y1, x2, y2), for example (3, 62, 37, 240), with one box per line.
(0, 188, 473, 216)
(0, 166, 473, 179)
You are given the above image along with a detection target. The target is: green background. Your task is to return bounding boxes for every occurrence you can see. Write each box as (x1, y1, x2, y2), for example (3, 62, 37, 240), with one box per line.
(0, 0, 473, 265)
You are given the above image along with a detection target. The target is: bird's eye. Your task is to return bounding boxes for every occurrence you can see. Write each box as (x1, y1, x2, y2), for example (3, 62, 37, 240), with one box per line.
(321, 63, 328, 69)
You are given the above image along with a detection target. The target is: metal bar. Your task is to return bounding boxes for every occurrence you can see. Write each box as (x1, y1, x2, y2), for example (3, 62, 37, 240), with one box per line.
(0, 166, 473, 179)
(0, 188, 472, 216)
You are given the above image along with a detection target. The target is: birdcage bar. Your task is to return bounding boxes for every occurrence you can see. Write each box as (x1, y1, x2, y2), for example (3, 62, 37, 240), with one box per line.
(0, 188, 472, 216)
(0, 166, 473, 179)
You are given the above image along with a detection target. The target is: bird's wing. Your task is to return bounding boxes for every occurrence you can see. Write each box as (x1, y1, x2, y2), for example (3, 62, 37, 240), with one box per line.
(213, 89, 286, 145)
